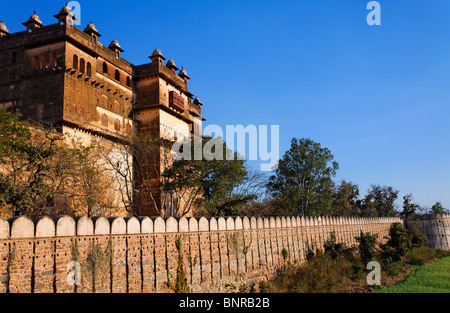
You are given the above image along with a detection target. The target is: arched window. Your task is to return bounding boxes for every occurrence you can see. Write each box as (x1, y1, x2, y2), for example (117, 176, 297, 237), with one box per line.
(126, 76, 131, 87)
(115, 69, 120, 82)
(101, 114, 108, 127)
(114, 119, 121, 131)
(86, 62, 92, 77)
(100, 95, 108, 107)
(103, 62, 108, 74)
(73, 55, 78, 71)
(12, 51, 17, 64)
(80, 58, 85, 74)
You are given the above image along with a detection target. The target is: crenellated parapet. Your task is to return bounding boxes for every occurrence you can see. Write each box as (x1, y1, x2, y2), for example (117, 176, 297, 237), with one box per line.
(0, 215, 402, 293)
(405, 213, 450, 251)
(0, 215, 403, 239)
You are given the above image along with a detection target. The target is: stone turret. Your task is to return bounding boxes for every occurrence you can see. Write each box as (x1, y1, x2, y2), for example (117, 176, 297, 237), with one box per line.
(149, 48, 166, 69)
(53, 3, 77, 25)
(178, 67, 190, 80)
(84, 21, 101, 42)
(0, 21, 9, 37)
(109, 39, 124, 58)
(22, 11, 44, 32)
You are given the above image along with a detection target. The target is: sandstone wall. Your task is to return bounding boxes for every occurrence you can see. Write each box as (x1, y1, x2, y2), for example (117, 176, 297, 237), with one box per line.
(0, 215, 401, 293)
(405, 214, 450, 251)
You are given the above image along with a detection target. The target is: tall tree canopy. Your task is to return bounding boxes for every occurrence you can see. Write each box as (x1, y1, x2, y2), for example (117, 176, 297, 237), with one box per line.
(267, 137, 339, 216)
(401, 193, 420, 218)
(163, 136, 256, 217)
(360, 185, 399, 217)
(332, 180, 360, 216)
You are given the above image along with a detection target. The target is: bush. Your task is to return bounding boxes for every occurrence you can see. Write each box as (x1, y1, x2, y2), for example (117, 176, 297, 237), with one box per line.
(258, 281, 270, 293)
(407, 227, 427, 249)
(355, 231, 378, 264)
(323, 231, 346, 260)
(407, 255, 424, 266)
(380, 223, 409, 263)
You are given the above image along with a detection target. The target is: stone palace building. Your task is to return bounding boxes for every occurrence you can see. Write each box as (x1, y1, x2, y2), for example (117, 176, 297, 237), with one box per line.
(0, 4, 204, 217)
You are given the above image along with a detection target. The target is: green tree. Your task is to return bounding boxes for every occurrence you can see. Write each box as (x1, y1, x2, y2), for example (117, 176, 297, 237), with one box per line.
(332, 180, 360, 216)
(429, 202, 448, 215)
(360, 185, 399, 217)
(163, 136, 253, 217)
(267, 137, 339, 216)
(355, 231, 378, 264)
(0, 109, 60, 217)
(380, 222, 409, 263)
(401, 193, 420, 218)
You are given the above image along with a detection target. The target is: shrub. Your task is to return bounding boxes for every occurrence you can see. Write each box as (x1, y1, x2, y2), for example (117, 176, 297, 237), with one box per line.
(407, 227, 427, 249)
(323, 231, 346, 260)
(380, 223, 409, 263)
(407, 255, 424, 266)
(258, 281, 270, 293)
(281, 248, 289, 260)
(355, 230, 378, 264)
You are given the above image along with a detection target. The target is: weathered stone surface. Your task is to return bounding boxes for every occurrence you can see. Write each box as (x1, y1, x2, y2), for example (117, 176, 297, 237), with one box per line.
(234, 217, 243, 230)
(9, 216, 34, 238)
(153, 217, 165, 233)
(139, 216, 153, 233)
(34, 216, 56, 238)
(217, 217, 226, 230)
(209, 217, 218, 231)
(54, 216, 76, 237)
(125, 217, 140, 234)
(0, 214, 414, 293)
(166, 217, 178, 233)
(198, 217, 209, 232)
(0, 218, 9, 239)
(178, 217, 189, 232)
(75, 216, 94, 235)
(226, 217, 235, 230)
(188, 217, 198, 232)
(92, 216, 110, 235)
(109, 217, 126, 234)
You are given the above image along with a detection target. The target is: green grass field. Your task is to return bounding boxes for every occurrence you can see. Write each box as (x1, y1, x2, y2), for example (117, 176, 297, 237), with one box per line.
(375, 256, 450, 293)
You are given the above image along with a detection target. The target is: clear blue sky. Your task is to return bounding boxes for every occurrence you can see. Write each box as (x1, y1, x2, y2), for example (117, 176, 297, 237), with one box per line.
(3, 0, 450, 210)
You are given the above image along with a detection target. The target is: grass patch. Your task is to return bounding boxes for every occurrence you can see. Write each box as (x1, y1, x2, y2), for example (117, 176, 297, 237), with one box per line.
(375, 256, 450, 293)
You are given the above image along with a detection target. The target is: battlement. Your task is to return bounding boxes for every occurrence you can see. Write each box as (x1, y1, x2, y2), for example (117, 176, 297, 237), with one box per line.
(405, 213, 450, 250)
(0, 214, 403, 293)
(0, 215, 402, 239)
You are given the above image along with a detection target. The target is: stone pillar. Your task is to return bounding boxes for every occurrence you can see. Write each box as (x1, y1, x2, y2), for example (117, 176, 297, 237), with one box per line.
(139, 217, 155, 293)
(126, 217, 142, 293)
(33, 216, 55, 293)
(108, 217, 125, 293)
(217, 217, 229, 286)
(188, 218, 201, 291)
(209, 218, 221, 287)
(8, 217, 35, 293)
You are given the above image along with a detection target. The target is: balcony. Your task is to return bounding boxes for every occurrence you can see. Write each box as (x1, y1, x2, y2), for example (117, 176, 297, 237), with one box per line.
(169, 91, 185, 113)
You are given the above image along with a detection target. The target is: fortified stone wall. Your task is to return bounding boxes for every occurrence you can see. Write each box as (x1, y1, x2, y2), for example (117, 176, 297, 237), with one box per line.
(405, 214, 450, 251)
(0, 215, 401, 293)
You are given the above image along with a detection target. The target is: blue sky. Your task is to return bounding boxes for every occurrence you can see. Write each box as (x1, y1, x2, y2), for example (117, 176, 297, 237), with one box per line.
(3, 0, 450, 210)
